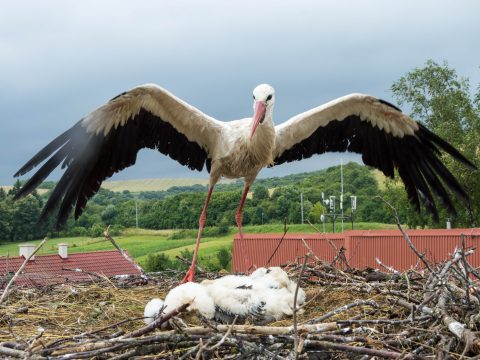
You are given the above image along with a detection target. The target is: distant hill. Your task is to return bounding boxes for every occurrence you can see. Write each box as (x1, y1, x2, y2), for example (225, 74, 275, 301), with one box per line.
(2, 163, 388, 195)
(101, 178, 233, 193)
(0, 185, 49, 195)
(1, 177, 234, 195)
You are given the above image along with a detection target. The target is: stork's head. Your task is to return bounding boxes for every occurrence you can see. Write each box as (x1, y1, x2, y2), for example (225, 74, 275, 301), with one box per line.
(251, 84, 275, 139)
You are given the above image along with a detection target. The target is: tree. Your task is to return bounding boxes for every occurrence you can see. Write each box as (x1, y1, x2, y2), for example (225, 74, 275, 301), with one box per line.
(391, 60, 480, 227)
(101, 204, 117, 225)
(253, 185, 269, 202)
(0, 202, 12, 240)
(216, 247, 231, 270)
(0, 187, 6, 201)
(145, 253, 176, 272)
(8, 179, 23, 198)
(309, 202, 326, 223)
(11, 196, 43, 241)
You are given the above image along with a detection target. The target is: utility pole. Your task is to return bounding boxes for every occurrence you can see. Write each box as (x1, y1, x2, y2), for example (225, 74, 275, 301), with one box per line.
(300, 192, 304, 224)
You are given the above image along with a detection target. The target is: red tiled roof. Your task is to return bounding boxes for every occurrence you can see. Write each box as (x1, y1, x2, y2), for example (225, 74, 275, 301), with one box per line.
(0, 250, 142, 288)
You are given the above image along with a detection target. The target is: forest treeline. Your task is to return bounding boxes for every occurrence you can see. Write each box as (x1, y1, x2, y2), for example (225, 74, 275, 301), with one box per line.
(1, 162, 391, 241)
(1, 60, 479, 242)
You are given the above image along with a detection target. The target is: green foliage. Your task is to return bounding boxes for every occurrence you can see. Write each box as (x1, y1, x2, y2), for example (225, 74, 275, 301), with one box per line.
(3, 161, 393, 242)
(217, 217, 230, 235)
(0, 188, 6, 201)
(309, 202, 326, 223)
(391, 59, 480, 227)
(89, 224, 104, 237)
(253, 185, 269, 202)
(216, 247, 231, 269)
(144, 253, 176, 272)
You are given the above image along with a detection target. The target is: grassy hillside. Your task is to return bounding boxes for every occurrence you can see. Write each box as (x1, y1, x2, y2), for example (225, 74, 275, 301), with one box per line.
(0, 185, 49, 195)
(101, 178, 211, 192)
(0, 223, 397, 268)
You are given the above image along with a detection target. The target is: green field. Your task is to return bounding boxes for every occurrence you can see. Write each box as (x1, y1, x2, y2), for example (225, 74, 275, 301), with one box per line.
(0, 223, 396, 268)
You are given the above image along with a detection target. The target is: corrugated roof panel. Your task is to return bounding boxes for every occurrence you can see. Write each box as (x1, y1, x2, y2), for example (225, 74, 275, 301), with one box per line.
(233, 229, 480, 272)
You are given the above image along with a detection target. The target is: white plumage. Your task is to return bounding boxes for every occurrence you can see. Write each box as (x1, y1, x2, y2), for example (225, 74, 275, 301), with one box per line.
(16, 83, 474, 283)
(144, 267, 305, 326)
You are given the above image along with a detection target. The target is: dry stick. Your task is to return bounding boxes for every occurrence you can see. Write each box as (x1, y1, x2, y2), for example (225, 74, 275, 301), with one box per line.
(0, 238, 47, 304)
(103, 226, 147, 277)
(378, 197, 434, 273)
(49, 305, 189, 357)
(266, 218, 289, 266)
(296, 290, 322, 312)
(61, 267, 105, 279)
(375, 257, 400, 274)
(175, 255, 205, 273)
(307, 219, 351, 270)
(48, 323, 340, 358)
(122, 302, 189, 338)
(37, 317, 146, 353)
(304, 300, 379, 324)
(461, 234, 472, 306)
(293, 253, 310, 360)
(303, 340, 418, 359)
(300, 238, 321, 262)
(393, 296, 480, 354)
(206, 315, 238, 351)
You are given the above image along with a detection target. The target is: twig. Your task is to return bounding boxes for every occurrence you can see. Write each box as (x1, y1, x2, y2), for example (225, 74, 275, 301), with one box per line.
(175, 255, 205, 273)
(206, 315, 238, 351)
(303, 340, 418, 359)
(0, 238, 47, 304)
(378, 197, 434, 273)
(266, 217, 289, 265)
(293, 253, 310, 359)
(104, 226, 147, 277)
(376, 257, 400, 274)
(304, 300, 379, 324)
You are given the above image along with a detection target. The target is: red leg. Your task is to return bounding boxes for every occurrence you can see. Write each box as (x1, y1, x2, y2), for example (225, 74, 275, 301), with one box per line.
(235, 185, 250, 240)
(180, 185, 214, 283)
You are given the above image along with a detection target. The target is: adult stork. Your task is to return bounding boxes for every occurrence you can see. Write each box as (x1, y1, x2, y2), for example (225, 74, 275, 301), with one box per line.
(14, 83, 475, 282)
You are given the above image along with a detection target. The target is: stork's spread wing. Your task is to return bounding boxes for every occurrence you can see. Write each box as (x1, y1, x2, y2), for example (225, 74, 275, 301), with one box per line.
(273, 93, 475, 220)
(14, 84, 225, 227)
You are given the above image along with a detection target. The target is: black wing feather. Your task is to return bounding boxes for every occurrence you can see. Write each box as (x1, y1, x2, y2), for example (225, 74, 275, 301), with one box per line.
(274, 113, 475, 221)
(15, 108, 210, 228)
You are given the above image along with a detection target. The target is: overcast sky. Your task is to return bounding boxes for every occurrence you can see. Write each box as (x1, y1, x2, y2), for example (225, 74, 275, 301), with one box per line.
(1, 1, 479, 185)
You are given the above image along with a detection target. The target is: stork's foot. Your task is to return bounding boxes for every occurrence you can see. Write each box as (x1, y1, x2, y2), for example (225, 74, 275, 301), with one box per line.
(180, 266, 195, 284)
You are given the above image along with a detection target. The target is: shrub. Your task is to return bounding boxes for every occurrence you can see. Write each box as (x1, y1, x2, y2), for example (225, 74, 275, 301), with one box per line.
(216, 247, 231, 270)
(89, 224, 104, 237)
(144, 253, 175, 272)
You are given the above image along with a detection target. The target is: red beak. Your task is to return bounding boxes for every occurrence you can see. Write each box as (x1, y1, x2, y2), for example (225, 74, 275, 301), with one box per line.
(250, 101, 266, 139)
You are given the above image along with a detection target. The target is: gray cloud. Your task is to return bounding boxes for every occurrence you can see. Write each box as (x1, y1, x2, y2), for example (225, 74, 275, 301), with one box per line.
(1, 0, 479, 184)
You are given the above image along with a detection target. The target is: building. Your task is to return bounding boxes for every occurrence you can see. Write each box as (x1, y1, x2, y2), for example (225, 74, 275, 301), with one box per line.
(232, 229, 480, 273)
(0, 243, 142, 288)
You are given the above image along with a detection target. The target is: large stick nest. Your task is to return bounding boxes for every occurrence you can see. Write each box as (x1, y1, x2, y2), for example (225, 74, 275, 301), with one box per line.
(1, 251, 480, 359)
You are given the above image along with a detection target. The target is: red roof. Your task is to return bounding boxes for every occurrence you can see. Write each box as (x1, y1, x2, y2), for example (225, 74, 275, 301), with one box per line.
(0, 250, 142, 288)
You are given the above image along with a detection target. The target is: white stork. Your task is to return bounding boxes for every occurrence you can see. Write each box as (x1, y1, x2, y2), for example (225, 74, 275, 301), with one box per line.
(144, 267, 305, 326)
(14, 83, 475, 282)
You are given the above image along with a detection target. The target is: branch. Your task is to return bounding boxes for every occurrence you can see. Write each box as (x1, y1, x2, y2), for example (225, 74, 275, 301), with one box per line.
(377, 196, 434, 273)
(103, 226, 147, 277)
(266, 217, 289, 266)
(0, 238, 47, 304)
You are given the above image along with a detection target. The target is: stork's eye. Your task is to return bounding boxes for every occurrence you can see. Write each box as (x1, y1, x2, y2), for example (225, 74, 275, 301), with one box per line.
(267, 94, 272, 101)
(253, 95, 256, 100)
